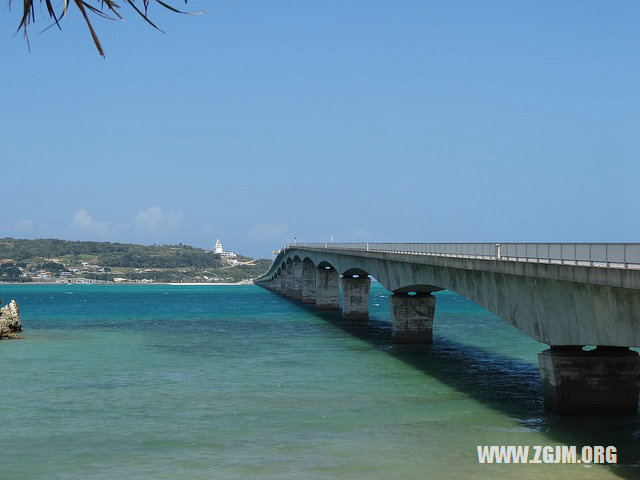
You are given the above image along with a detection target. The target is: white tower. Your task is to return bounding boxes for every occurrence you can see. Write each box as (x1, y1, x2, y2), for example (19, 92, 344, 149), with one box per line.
(214, 238, 223, 254)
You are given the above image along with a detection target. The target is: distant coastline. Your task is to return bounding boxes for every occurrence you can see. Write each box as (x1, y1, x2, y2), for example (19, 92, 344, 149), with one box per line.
(0, 237, 270, 284)
(0, 280, 255, 286)
(166, 281, 253, 286)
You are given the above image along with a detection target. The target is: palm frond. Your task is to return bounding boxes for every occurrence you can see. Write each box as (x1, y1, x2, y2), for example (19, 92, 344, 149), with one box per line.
(14, 0, 204, 57)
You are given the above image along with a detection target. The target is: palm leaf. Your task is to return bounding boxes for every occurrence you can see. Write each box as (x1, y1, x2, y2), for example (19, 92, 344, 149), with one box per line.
(74, 0, 105, 56)
(14, 0, 203, 56)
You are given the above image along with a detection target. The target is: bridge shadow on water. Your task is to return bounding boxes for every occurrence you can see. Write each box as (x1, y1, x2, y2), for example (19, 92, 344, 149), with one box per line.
(291, 302, 640, 479)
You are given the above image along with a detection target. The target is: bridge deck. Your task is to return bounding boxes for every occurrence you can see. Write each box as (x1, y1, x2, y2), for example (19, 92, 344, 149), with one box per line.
(288, 242, 640, 270)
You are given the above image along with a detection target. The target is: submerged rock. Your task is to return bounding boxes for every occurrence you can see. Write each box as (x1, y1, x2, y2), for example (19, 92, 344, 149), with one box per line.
(0, 300, 22, 339)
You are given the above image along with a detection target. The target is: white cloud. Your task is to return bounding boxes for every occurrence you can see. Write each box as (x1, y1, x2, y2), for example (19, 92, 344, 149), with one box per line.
(0, 218, 36, 237)
(68, 207, 183, 242)
(15, 219, 35, 232)
(133, 207, 184, 237)
(248, 222, 288, 242)
(71, 210, 112, 237)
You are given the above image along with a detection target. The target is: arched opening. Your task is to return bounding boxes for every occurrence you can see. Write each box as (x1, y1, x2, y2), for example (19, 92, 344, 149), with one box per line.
(342, 267, 370, 279)
(393, 284, 443, 294)
(317, 261, 336, 271)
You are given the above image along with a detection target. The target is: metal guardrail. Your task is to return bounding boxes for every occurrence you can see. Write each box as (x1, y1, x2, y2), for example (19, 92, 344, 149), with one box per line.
(282, 243, 640, 269)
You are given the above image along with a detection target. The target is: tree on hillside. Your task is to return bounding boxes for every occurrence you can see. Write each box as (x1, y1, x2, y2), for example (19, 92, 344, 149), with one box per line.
(11, 0, 204, 56)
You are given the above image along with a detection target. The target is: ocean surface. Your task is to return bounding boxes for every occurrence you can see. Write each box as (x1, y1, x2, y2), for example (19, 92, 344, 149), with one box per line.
(0, 284, 638, 480)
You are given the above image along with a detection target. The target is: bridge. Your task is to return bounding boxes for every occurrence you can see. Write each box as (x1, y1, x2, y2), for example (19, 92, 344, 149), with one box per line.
(254, 242, 640, 414)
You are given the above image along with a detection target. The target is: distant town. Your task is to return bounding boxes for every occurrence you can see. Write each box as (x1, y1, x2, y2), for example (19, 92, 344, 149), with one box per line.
(0, 238, 271, 284)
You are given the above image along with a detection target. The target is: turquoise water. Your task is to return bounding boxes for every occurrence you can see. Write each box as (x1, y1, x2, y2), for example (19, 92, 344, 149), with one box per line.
(0, 284, 638, 480)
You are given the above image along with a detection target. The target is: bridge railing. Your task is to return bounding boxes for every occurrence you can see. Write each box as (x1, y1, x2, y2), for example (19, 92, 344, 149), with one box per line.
(284, 242, 640, 269)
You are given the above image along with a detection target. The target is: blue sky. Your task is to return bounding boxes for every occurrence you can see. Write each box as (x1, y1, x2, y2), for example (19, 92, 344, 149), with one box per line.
(2, 1, 639, 257)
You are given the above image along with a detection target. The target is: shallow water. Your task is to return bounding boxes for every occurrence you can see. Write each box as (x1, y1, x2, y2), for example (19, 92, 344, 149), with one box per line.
(0, 284, 638, 479)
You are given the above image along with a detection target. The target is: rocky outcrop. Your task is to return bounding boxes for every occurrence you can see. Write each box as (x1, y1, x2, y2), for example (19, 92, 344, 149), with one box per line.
(0, 300, 22, 339)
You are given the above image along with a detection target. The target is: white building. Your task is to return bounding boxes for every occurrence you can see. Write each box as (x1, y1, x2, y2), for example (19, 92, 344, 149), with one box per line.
(214, 239, 223, 254)
(214, 239, 237, 258)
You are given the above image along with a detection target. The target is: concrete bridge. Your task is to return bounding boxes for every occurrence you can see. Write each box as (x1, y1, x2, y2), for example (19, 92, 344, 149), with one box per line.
(254, 242, 640, 414)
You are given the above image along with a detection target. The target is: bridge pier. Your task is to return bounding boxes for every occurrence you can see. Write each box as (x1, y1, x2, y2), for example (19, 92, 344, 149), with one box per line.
(277, 271, 286, 294)
(315, 266, 340, 311)
(341, 275, 371, 320)
(390, 293, 436, 344)
(284, 264, 294, 298)
(302, 260, 317, 304)
(538, 346, 640, 413)
(292, 259, 303, 301)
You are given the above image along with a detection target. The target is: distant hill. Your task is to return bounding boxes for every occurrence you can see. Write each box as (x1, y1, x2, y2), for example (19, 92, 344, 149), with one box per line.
(0, 238, 272, 284)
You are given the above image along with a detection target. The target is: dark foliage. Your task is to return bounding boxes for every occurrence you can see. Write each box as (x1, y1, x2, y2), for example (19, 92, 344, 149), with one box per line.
(0, 262, 30, 282)
(0, 238, 229, 268)
(12, 0, 205, 57)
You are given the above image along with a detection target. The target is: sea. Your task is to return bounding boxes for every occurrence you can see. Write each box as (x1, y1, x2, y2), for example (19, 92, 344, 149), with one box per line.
(0, 284, 638, 480)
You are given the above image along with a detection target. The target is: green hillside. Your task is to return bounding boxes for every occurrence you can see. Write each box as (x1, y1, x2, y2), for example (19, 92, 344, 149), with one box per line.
(0, 238, 272, 284)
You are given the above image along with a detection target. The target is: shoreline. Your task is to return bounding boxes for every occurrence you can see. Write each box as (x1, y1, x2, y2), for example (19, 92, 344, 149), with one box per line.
(165, 282, 253, 286)
(0, 281, 255, 286)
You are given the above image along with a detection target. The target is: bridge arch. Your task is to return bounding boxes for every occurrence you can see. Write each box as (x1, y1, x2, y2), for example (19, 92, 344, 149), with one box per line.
(256, 244, 640, 413)
(393, 284, 444, 294)
(317, 260, 337, 270)
(342, 267, 370, 278)
(262, 246, 640, 348)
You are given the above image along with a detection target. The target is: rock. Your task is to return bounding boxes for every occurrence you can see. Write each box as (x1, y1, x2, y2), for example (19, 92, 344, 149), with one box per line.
(0, 300, 22, 339)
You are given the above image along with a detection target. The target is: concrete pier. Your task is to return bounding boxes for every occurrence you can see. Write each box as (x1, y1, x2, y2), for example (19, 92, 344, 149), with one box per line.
(341, 275, 371, 320)
(280, 267, 289, 295)
(284, 263, 294, 298)
(315, 266, 340, 311)
(302, 260, 317, 304)
(538, 346, 640, 413)
(390, 293, 436, 344)
(292, 258, 303, 300)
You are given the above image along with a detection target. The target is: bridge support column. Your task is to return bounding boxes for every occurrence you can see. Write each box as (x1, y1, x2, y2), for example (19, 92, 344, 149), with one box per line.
(315, 266, 340, 311)
(390, 293, 435, 344)
(292, 259, 303, 301)
(341, 275, 371, 320)
(284, 266, 294, 298)
(302, 261, 317, 304)
(538, 346, 640, 413)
